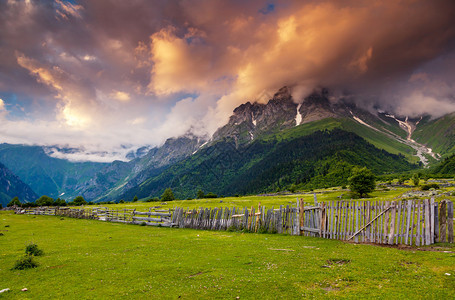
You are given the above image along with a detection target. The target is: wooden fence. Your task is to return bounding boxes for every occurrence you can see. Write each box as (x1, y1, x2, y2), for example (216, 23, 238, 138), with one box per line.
(301, 199, 454, 246)
(171, 205, 299, 234)
(16, 198, 453, 246)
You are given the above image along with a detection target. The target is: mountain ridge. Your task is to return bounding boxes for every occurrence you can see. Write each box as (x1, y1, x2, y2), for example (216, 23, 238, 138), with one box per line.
(0, 162, 38, 206)
(2, 87, 455, 202)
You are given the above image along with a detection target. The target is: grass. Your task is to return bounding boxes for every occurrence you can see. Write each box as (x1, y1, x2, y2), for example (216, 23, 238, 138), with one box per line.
(1, 209, 455, 299)
(100, 182, 455, 212)
(2, 185, 455, 298)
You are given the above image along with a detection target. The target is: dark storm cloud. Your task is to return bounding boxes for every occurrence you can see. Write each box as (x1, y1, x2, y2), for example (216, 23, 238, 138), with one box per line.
(0, 0, 454, 161)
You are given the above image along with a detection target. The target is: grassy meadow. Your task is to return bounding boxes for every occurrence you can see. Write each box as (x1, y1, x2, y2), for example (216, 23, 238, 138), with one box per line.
(103, 180, 455, 212)
(1, 183, 455, 299)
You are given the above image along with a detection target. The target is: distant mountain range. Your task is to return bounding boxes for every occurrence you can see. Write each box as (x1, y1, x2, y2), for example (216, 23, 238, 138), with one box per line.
(0, 162, 37, 206)
(1, 87, 455, 203)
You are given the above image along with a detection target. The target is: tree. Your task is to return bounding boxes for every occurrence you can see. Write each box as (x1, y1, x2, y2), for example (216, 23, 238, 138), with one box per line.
(289, 184, 297, 193)
(398, 175, 408, 185)
(7, 196, 21, 207)
(36, 195, 54, 206)
(72, 196, 87, 206)
(161, 188, 175, 201)
(348, 167, 376, 197)
(412, 173, 420, 186)
(54, 198, 67, 206)
(196, 190, 205, 199)
(133, 196, 138, 202)
(204, 192, 218, 198)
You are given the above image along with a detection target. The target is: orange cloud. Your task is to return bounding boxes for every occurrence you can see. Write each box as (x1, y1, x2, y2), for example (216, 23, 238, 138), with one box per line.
(148, 26, 215, 95)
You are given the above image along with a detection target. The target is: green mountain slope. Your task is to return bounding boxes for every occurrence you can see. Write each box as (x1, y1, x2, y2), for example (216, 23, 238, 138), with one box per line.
(0, 144, 106, 200)
(431, 154, 455, 175)
(263, 118, 417, 161)
(116, 128, 416, 201)
(413, 113, 455, 157)
(0, 162, 38, 206)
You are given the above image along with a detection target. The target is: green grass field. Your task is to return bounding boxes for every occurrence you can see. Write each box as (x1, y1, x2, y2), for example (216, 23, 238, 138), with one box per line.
(99, 182, 455, 212)
(2, 185, 455, 299)
(1, 209, 455, 299)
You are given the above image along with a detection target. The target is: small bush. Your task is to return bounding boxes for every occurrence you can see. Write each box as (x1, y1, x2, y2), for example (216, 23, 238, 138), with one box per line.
(421, 183, 440, 191)
(227, 225, 237, 232)
(140, 222, 146, 226)
(204, 192, 218, 198)
(25, 243, 44, 256)
(257, 226, 268, 234)
(12, 255, 39, 270)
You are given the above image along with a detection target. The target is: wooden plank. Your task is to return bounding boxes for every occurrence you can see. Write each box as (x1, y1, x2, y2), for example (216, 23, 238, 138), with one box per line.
(416, 200, 422, 246)
(400, 201, 406, 244)
(132, 216, 169, 222)
(440, 200, 447, 243)
(299, 199, 304, 236)
(410, 201, 416, 246)
(343, 201, 349, 240)
(405, 200, 412, 245)
(131, 221, 172, 227)
(373, 201, 378, 243)
(448, 201, 454, 244)
(301, 227, 319, 234)
(330, 201, 335, 239)
(355, 201, 359, 243)
(388, 201, 396, 244)
(320, 203, 326, 237)
(425, 199, 432, 245)
(136, 211, 171, 217)
(334, 201, 339, 240)
(434, 203, 439, 243)
(395, 201, 401, 244)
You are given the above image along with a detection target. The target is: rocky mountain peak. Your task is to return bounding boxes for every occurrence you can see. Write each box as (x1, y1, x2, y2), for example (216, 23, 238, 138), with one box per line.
(213, 86, 345, 145)
(270, 86, 293, 102)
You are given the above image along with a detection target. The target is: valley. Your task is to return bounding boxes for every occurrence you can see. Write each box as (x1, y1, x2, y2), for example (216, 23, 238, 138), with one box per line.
(1, 87, 455, 204)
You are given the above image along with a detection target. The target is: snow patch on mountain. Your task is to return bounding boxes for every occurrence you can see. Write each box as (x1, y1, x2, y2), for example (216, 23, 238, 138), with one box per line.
(295, 104, 302, 126)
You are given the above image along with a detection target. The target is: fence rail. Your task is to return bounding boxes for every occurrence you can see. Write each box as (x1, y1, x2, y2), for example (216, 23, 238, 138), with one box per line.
(15, 198, 453, 246)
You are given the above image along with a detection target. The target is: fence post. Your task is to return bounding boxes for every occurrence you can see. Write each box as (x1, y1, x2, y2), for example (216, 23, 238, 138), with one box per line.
(296, 198, 300, 236)
(388, 201, 396, 244)
(448, 201, 454, 243)
(424, 199, 431, 245)
(440, 200, 447, 243)
(434, 201, 439, 243)
(314, 193, 318, 206)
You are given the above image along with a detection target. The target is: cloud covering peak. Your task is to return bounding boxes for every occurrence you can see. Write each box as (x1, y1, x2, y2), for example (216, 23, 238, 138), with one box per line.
(1, 0, 455, 161)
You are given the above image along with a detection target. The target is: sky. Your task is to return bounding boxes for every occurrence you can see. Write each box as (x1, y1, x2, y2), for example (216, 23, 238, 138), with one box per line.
(1, 0, 455, 162)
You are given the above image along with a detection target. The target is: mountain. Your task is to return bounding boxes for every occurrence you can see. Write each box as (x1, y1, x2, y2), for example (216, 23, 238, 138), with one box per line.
(116, 127, 416, 201)
(431, 154, 455, 175)
(412, 113, 455, 158)
(212, 87, 419, 160)
(79, 134, 207, 202)
(0, 162, 38, 206)
(103, 87, 422, 200)
(0, 144, 106, 200)
(2, 86, 454, 202)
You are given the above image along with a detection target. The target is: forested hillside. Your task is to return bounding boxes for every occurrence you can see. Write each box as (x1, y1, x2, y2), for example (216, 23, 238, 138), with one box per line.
(0, 162, 37, 206)
(116, 129, 416, 201)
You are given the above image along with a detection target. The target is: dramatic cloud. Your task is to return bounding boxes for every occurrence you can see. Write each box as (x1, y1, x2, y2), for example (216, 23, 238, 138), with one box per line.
(0, 0, 454, 161)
